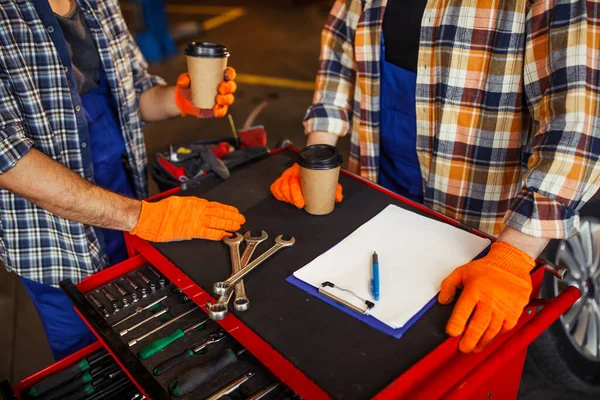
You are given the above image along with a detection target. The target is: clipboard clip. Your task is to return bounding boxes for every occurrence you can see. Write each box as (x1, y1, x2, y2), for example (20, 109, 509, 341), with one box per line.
(318, 281, 375, 315)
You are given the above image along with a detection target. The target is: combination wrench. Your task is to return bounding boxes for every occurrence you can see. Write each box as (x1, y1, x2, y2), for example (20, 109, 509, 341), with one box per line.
(236, 231, 268, 310)
(213, 235, 295, 296)
(223, 233, 248, 310)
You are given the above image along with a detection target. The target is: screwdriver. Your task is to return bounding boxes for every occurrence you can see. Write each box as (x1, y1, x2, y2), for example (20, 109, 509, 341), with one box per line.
(26, 350, 110, 398)
(248, 383, 281, 400)
(128, 307, 198, 348)
(118, 308, 169, 336)
(39, 363, 120, 400)
(112, 295, 168, 327)
(61, 371, 126, 400)
(138, 317, 209, 360)
(153, 329, 226, 376)
(206, 372, 255, 400)
(169, 348, 247, 397)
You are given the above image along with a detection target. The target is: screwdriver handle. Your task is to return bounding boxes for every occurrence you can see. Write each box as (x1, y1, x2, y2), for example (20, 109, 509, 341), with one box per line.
(38, 371, 92, 400)
(169, 349, 237, 397)
(153, 349, 194, 376)
(27, 358, 90, 397)
(138, 328, 185, 360)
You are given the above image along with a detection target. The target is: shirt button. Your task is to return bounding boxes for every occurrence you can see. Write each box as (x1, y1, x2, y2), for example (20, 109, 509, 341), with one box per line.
(75, 105, 81, 112)
(63, 66, 68, 73)
(81, 142, 87, 148)
(47, 26, 55, 33)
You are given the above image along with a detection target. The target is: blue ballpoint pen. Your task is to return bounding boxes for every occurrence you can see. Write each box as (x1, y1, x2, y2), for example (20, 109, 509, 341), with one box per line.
(370, 251, 380, 301)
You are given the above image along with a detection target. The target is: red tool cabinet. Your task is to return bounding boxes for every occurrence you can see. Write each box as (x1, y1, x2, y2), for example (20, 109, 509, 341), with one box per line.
(1, 148, 580, 400)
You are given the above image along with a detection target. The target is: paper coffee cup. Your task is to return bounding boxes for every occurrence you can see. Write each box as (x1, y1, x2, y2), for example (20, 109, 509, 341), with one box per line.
(298, 145, 343, 216)
(184, 42, 230, 109)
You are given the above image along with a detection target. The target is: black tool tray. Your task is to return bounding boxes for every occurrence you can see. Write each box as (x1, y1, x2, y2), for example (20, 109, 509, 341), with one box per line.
(148, 149, 462, 399)
(61, 261, 294, 399)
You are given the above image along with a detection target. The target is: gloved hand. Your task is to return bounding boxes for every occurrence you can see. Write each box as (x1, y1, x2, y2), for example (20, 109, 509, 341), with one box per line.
(438, 241, 535, 353)
(270, 163, 343, 208)
(175, 67, 237, 119)
(130, 196, 245, 242)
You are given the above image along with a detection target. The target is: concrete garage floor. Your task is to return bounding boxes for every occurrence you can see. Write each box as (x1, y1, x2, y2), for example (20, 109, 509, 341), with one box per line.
(0, 1, 595, 399)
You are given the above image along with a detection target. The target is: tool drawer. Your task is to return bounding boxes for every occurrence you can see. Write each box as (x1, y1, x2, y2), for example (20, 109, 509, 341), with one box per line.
(56, 254, 294, 400)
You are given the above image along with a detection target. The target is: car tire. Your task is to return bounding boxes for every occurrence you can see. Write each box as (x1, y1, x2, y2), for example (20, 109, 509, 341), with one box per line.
(527, 219, 600, 393)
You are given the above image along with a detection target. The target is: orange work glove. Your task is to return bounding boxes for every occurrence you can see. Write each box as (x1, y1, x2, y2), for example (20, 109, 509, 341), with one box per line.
(438, 241, 535, 353)
(270, 163, 343, 208)
(130, 196, 245, 242)
(175, 67, 237, 119)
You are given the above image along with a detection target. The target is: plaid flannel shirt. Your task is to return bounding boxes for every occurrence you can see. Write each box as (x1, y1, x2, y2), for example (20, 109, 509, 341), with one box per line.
(0, 0, 165, 286)
(304, 0, 600, 238)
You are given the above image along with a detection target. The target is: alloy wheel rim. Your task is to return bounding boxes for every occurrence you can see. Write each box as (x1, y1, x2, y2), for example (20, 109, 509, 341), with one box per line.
(555, 218, 600, 361)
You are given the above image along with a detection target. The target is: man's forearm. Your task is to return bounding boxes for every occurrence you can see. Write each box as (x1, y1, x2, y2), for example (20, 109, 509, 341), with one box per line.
(497, 226, 550, 259)
(0, 149, 141, 231)
(307, 131, 340, 146)
(139, 85, 180, 122)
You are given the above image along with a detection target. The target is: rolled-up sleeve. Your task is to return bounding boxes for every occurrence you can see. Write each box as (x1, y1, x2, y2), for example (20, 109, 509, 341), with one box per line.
(504, 0, 600, 238)
(127, 32, 166, 97)
(303, 0, 359, 137)
(0, 78, 34, 174)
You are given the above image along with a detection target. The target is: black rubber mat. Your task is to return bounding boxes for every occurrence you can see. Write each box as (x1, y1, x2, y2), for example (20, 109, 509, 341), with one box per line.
(152, 150, 457, 399)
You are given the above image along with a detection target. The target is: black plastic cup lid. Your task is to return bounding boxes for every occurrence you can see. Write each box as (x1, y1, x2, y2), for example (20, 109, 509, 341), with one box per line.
(184, 42, 230, 58)
(297, 145, 343, 170)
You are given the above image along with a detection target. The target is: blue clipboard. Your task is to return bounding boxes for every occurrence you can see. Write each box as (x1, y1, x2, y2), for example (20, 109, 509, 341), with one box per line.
(286, 246, 491, 339)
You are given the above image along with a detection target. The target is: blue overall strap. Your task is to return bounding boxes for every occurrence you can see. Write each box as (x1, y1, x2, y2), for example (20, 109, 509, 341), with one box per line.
(378, 34, 424, 203)
(80, 69, 134, 265)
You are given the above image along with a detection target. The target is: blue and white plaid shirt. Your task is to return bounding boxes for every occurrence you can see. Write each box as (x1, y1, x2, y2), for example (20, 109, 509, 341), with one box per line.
(0, 0, 165, 286)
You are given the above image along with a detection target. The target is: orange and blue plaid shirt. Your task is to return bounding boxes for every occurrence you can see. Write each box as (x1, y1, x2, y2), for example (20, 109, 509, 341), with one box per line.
(304, 0, 600, 238)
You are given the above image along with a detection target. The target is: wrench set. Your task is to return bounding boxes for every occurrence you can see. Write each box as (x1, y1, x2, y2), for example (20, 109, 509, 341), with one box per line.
(207, 232, 295, 320)
(82, 264, 295, 399)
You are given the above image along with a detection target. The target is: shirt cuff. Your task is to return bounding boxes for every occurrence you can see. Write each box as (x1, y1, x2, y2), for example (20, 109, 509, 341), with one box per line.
(503, 188, 579, 239)
(0, 124, 34, 174)
(303, 103, 351, 137)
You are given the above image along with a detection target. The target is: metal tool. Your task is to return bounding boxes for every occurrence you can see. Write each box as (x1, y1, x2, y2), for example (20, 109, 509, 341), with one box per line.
(248, 383, 281, 400)
(223, 233, 249, 311)
(138, 317, 209, 359)
(152, 329, 227, 376)
(112, 282, 130, 308)
(126, 276, 139, 291)
(206, 290, 234, 320)
(112, 295, 168, 327)
(206, 372, 255, 400)
(213, 235, 295, 295)
(137, 271, 156, 293)
(88, 294, 110, 318)
(236, 231, 268, 310)
(101, 288, 120, 313)
(159, 278, 166, 289)
(119, 308, 169, 336)
(148, 266, 161, 279)
(127, 307, 197, 347)
(141, 287, 148, 298)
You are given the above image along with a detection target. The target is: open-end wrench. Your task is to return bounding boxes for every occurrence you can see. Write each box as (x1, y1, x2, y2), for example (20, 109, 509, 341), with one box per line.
(223, 233, 249, 311)
(234, 231, 268, 311)
(213, 235, 295, 295)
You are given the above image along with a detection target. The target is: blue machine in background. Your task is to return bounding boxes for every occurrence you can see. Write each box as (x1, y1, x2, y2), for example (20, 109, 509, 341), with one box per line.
(130, 0, 177, 63)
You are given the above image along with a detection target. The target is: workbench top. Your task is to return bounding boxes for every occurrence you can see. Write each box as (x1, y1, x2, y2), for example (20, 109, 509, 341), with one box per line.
(151, 150, 455, 399)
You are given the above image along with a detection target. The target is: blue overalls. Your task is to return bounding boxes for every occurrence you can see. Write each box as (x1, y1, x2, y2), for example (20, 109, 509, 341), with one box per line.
(20, 69, 134, 360)
(378, 35, 423, 203)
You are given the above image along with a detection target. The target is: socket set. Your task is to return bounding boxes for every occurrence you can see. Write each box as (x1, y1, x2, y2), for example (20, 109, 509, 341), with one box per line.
(85, 265, 295, 399)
